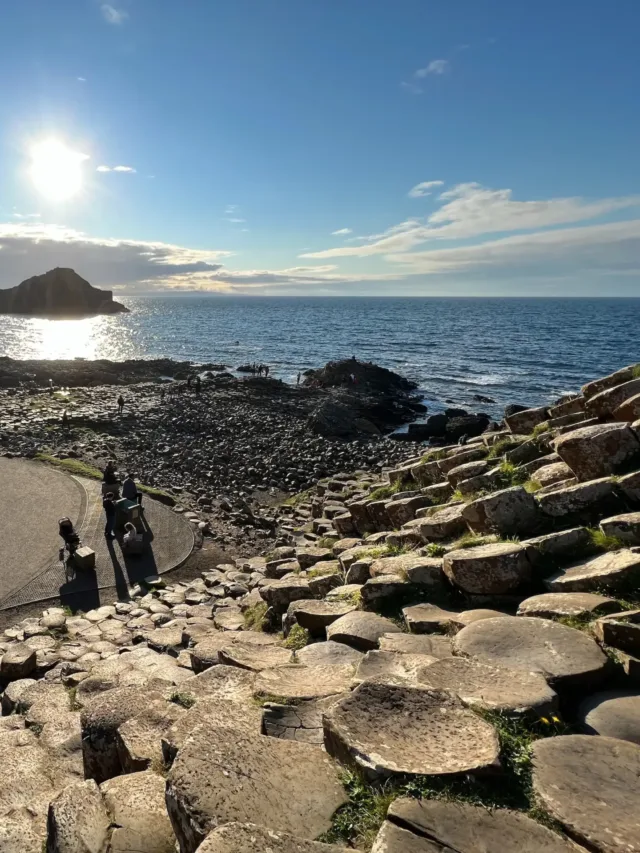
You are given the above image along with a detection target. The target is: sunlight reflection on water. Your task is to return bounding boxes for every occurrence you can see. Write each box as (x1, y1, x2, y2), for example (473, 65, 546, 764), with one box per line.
(0, 313, 142, 360)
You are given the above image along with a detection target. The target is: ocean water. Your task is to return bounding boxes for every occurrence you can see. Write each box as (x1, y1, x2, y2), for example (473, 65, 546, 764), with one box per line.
(1, 297, 638, 418)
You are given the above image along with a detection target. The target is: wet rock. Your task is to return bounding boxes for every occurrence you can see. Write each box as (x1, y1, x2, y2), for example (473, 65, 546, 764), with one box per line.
(323, 681, 499, 780)
(166, 725, 347, 852)
(532, 734, 640, 853)
(453, 616, 608, 692)
(326, 611, 402, 651)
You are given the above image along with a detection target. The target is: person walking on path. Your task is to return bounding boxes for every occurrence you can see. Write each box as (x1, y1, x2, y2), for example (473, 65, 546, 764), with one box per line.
(117, 394, 125, 415)
(103, 492, 116, 539)
(122, 473, 143, 507)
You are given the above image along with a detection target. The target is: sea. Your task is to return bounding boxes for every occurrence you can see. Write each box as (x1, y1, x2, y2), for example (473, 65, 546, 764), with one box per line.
(1, 297, 638, 420)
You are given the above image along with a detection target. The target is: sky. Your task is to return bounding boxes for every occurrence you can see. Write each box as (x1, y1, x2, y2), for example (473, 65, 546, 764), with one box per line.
(1, 0, 640, 297)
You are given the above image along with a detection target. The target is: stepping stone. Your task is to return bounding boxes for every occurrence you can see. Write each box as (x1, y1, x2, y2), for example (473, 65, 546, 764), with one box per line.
(443, 543, 532, 595)
(545, 549, 640, 593)
(323, 681, 499, 780)
(219, 641, 292, 672)
(417, 504, 466, 540)
(554, 423, 640, 481)
(101, 770, 176, 853)
(162, 697, 263, 764)
(213, 609, 245, 631)
(403, 603, 459, 633)
(116, 698, 185, 773)
(260, 577, 314, 615)
(518, 592, 620, 619)
(197, 822, 351, 853)
(166, 726, 347, 852)
(296, 641, 364, 667)
(600, 512, 640, 545)
(47, 780, 110, 853)
(326, 612, 402, 651)
(453, 616, 608, 692)
(578, 690, 640, 744)
(360, 575, 410, 608)
(262, 694, 346, 746)
(253, 664, 355, 701)
(285, 600, 357, 638)
(461, 487, 540, 537)
(593, 610, 640, 656)
(370, 554, 443, 586)
(1, 643, 36, 680)
(296, 548, 333, 570)
(534, 461, 574, 486)
(379, 632, 453, 657)
(536, 477, 619, 523)
(532, 734, 640, 853)
(373, 797, 581, 853)
(354, 650, 438, 685)
(180, 665, 256, 706)
(416, 657, 557, 714)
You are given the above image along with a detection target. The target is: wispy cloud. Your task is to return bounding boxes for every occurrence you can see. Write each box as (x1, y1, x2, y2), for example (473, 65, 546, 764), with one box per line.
(101, 4, 128, 24)
(96, 165, 137, 173)
(416, 59, 450, 77)
(301, 183, 640, 258)
(331, 228, 352, 236)
(225, 204, 241, 215)
(224, 204, 247, 225)
(77, 77, 87, 83)
(12, 212, 41, 220)
(408, 181, 444, 199)
(226, 218, 246, 224)
(400, 80, 423, 95)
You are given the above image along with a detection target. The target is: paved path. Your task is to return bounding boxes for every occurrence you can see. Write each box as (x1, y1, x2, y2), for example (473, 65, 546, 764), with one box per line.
(0, 459, 194, 611)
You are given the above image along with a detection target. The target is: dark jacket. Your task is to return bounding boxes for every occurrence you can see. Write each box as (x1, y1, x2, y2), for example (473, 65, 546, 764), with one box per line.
(103, 497, 116, 517)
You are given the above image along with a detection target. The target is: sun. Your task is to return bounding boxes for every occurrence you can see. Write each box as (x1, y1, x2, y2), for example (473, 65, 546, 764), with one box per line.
(29, 140, 89, 202)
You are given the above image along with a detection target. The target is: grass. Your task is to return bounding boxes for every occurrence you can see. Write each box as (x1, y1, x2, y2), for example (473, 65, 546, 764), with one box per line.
(531, 422, 551, 439)
(362, 543, 416, 559)
(137, 484, 175, 505)
(320, 713, 569, 849)
(450, 532, 496, 550)
(282, 624, 310, 651)
(368, 480, 404, 502)
(487, 438, 521, 459)
(426, 542, 447, 557)
(332, 588, 363, 608)
(170, 691, 196, 710)
(35, 453, 102, 480)
(307, 563, 342, 578)
(587, 527, 626, 553)
(523, 479, 542, 493)
(283, 489, 314, 507)
(317, 536, 339, 549)
(496, 460, 529, 488)
(421, 448, 448, 462)
(243, 602, 269, 631)
(632, 364, 640, 379)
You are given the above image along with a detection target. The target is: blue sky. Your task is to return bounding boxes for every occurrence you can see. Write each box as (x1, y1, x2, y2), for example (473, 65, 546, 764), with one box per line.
(1, 0, 639, 295)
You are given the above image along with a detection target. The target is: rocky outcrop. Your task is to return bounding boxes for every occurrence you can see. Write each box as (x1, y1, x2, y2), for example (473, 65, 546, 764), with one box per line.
(0, 268, 129, 316)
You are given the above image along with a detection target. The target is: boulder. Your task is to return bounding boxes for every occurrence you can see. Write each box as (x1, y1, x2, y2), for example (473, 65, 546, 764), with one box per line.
(101, 770, 176, 853)
(295, 641, 363, 667)
(416, 504, 467, 540)
(582, 364, 640, 398)
(259, 577, 314, 616)
(517, 592, 620, 619)
(285, 600, 356, 638)
(115, 698, 185, 773)
(253, 664, 355, 701)
(403, 603, 460, 634)
(295, 548, 333, 571)
(416, 657, 557, 714)
(372, 797, 581, 853)
(46, 779, 110, 853)
(446, 460, 490, 488)
(370, 553, 443, 586)
(545, 549, 640, 593)
(453, 616, 608, 692)
(461, 487, 540, 537)
(585, 376, 640, 417)
(536, 477, 620, 524)
(554, 423, 640, 481)
(443, 543, 533, 594)
(532, 734, 640, 853)
(578, 690, 640, 744)
(262, 694, 346, 746)
(385, 496, 432, 527)
(614, 391, 640, 422)
(522, 527, 592, 567)
(600, 511, 640, 545)
(1, 643, 37, 680)
(325, 611, 401, 651)
(323, 681, 499, 780)
(505, 406, 548, 434)
(165, 725, 347, 852)
(378, 632, 453, 657)
(534, 461, 574, 487)
(360, 575, 409, 608)
(196, 822, 351, 853)
(162, 697, 262, 764)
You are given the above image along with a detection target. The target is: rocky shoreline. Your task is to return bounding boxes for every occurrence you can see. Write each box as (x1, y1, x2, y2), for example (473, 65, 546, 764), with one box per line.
(1, 360, 640, 852)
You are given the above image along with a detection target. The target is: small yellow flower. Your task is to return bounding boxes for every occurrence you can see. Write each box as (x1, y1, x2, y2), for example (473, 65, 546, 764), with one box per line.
(551, 715, 561, 723)
(540, 717, 550, 724)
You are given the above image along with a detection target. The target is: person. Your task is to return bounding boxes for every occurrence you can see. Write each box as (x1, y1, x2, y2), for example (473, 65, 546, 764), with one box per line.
(187, 375, 192, 390)
(61, 410, 69, 429)
(103, 491, 116, 539)
(195, 375, 202, 394)
(265, 365, 270, 377)
(160, 387, 166, 402)
(122, 473, 143, 506)
(103, 461, 117, 483)
(458, 434, 468, 446)
(117, 394, 125, 415)
(48, 378, 54, 395)
(296, 372, 301, 386)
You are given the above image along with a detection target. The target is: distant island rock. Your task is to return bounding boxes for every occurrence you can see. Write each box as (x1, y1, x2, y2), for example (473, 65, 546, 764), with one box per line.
(0, 268, 129, 317)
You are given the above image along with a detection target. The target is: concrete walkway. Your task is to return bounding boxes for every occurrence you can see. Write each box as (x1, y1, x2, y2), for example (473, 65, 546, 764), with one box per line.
(0, 459, 194, 611)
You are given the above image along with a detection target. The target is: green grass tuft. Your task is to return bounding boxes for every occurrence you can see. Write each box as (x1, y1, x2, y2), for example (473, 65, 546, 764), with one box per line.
(487, 438, 521, 459)
(587, 527, 625, 553)
(497, 460, 529, 488)
(426, 542, 447, 557)
(632, 364, 640, 379)
(531, 422, 551, 439)
(421, 448, 447, 462)
(243, 602, 269, 631)
(283, 488, 314, 507)
(523, 479, 542, 493)
(369, 480, 405, 501)
(170, 691, 196, 709)
(283, 624, 310, 651)
(36, 453, 102, 480)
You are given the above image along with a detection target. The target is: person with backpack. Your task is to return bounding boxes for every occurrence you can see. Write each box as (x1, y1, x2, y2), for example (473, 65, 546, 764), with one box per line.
(103, 492, 116, 539)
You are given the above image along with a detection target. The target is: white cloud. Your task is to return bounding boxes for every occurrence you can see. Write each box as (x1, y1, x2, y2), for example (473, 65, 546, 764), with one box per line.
(12, 212, 41, 220)
(331, 228, 352, 236)
(400, 80, 423, 95)
(408, 180, 444, 199)
(226, 218, 246, 223)
(77, 77, 87, 83)
(416, 59, 450, 77)
(300, 183, 640, 258)
(101, 4, 128, 24)
(96, 165, 136, 173)
(0, 223, 400, 294)
(225, 204, 241, 214)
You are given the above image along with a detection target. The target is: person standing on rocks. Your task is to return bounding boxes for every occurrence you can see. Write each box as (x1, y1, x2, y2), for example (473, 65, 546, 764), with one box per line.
(296, 372, 301, 386)
(117, 394, 125, 415)
(195, 375, 202, 394)
(103, 491, 116, 539)
(160, 388, 166, 403)
(265, 365, 270, 377)
(187, 375, 192, 390)
(122, 473, 143, 507)
(61, 409, 69, 430)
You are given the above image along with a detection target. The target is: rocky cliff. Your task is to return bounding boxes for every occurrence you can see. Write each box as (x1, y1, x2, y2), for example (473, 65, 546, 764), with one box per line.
(0, 268, 129, 316)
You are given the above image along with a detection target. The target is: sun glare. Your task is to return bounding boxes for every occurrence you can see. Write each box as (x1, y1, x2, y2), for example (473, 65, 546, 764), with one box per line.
(29, 140, 89, 202)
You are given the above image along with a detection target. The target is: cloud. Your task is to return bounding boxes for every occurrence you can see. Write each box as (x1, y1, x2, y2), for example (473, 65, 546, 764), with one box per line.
(101, 4, 128, 24)
(408, 181, 444, 199)
(96, 165, 136, 173)
(415, 59, 450, 77)
(400, 81, 423, 95)
(225, 204, 241, 214)
(77, 77, 87, 83)
(331, 228, 352, 236)
(12, 212, 41, 220)
(300, 183, 640, 258)
(0, 222, 400, 294)
(226, 218, 246, 224)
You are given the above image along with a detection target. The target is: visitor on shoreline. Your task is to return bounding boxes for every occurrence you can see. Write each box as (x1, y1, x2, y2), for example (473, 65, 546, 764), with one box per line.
(195, 375, 202, 394)
(103, 492, 116, 539)
(117, 394, 125, 415)
(265, 365, 270, 377)
(122, 473, 143, 507)
(160, 388, 166, 402)
(297, 372, 301, 386)
(103, 460, 118, 484)
(187, 375, 192, 390)
(61, 410, 69, 429)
